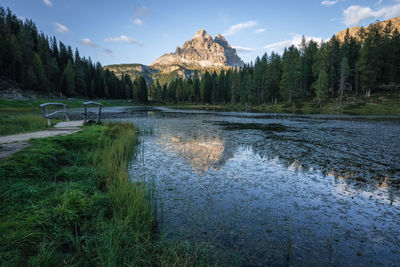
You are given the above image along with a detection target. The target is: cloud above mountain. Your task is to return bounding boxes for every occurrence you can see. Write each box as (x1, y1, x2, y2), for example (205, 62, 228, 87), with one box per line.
(223, 21, 257, 36)
(343, 3, 400, 26)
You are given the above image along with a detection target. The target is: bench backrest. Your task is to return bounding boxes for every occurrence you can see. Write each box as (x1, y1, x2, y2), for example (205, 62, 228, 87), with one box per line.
(83, 101, 104, 123)
(39, 103, 69, 126)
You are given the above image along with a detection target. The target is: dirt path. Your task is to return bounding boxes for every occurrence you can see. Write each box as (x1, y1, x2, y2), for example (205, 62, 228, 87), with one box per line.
(0, 120, 84, 160)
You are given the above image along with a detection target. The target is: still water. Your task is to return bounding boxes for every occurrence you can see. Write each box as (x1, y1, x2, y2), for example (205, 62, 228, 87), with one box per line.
(121, 107, 399, 266)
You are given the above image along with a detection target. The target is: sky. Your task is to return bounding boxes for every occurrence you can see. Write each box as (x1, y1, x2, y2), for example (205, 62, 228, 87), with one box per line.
(2, 0, 400, 66)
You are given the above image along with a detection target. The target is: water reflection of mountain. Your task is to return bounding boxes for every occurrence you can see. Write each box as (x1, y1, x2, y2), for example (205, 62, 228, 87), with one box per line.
(157, 134, 235, 173)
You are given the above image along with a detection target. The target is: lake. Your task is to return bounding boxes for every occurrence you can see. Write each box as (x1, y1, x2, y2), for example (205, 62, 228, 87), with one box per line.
(114, 107, 399, 266)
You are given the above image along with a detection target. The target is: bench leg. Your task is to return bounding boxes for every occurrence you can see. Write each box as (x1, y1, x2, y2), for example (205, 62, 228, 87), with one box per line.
(98, 107, 102, 123)
(47, 118, 51, 127)
(84, 106, 87, 123)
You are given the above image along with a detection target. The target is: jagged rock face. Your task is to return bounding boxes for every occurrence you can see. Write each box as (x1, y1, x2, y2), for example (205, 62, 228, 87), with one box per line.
(335, 16, 400, 42)
(150, 29, 244, 71)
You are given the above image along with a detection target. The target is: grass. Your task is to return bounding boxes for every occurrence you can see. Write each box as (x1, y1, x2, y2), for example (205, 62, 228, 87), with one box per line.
(165, 92, 400, 116)
(0, 113, 50, 136)
(0, 123, 211, 266)
(0, 99, 138, 113)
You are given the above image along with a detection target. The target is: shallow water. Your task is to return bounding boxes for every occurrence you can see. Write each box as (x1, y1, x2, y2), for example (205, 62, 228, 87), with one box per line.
(120, 107, 400, 266)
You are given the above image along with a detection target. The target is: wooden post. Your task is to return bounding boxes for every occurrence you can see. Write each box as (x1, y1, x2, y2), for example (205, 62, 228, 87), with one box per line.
(97, 106, 102, 123)
(84, 105, 87, 123)
(64, 105, 70, 121)
(42, 106, 51, 126)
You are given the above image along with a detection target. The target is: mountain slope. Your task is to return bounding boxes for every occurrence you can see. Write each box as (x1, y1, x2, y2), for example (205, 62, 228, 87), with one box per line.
(335, 16, 400, 41)
(103, 64, 157, 84)
(104, 29, 244, 84)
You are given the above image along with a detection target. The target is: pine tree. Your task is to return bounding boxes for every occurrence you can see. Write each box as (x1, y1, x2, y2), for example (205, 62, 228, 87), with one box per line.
(200, 71, 211, 104)
(63, 59, 75, 96)
(280, 46, 301, 103)
(267, 52, 282, 104)
(314, 69, 329, 107)
(339, 57, 350, 107)
(10, 34, 22, 81)
(137, 76, 148, 103)
(32, 52, 49, 92)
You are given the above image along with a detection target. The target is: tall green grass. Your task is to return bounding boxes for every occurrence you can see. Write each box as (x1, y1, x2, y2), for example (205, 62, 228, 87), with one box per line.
(0, 113, 49, 136)
(0, 123, 210, 266)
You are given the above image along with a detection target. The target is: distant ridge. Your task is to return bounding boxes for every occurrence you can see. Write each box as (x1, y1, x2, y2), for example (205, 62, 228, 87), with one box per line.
(335, 17, 400, 41)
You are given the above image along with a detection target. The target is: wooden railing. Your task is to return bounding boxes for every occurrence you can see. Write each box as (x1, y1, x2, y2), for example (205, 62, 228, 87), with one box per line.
(83, 101, 104, 123)
(39, 103, 69, 126)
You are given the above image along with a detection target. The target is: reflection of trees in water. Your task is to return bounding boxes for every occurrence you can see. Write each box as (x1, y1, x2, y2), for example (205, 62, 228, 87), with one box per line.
(328, 169, 398, 205)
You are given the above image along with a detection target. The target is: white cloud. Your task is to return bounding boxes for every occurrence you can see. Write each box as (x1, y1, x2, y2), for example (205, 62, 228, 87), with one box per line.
(133, 18, 143, 25)
(78, 38, 98, 48)
(78, 38, 113, 56)
(376, 0, 384, 6)
(104, 35, 142, 45)
(264, 35, 324, 55)
(133, 5, 150, 17)
(321, 0, 338, 6)
(343, 3, 400, 26)
(43, 0, 52, 7)
(254, 28, 266, 34)
(223, 20, 257, 36)
(53, 22, 69, 33)
(232, 46, 254, 53)
(133, 5, 150, 25)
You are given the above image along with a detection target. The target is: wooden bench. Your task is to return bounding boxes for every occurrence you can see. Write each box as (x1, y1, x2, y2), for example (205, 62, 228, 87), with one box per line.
(39, 103, 69, 126)
(83, 101, 104, 123)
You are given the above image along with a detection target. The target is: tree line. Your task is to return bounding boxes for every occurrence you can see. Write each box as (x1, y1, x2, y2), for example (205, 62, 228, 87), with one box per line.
(0, 7, 141, 99)
(150, 20, 400, 106)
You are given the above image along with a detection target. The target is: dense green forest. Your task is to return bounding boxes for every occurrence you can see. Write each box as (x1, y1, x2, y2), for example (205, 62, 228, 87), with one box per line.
(158, 21, 400, 106)
(0, 7, 138, 99)
(1, 6, 399, 106)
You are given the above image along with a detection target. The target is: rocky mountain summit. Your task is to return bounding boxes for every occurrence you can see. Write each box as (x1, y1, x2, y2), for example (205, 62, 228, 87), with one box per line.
(150, 29, 244, 72)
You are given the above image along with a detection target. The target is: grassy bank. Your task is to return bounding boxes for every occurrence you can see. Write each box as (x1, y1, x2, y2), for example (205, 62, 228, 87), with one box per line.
(0, 98, 137, 136)
(0, 114, 50, 136)
(0, 99, 137, 113)
(0, 123, 209, 266)
(167, 92, 400, 116)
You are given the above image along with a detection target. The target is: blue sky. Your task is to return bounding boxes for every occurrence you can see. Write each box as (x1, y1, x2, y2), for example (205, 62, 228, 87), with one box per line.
(3, 0, 400, 66)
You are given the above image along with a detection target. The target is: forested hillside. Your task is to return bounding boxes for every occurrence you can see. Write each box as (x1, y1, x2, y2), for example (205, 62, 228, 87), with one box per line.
(151, 21, 400, 106)
(0, 7, 138, 99)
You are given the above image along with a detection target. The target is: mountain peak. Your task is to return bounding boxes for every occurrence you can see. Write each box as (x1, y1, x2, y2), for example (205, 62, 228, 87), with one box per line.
(150, 29, 244, 71)
(193, 29, 211, 39)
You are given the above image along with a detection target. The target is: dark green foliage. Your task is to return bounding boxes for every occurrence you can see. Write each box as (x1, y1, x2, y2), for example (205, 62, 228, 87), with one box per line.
(0, 7, 139, 101)
(160, 22, 399, 108)
(137, 76, 148, 103)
